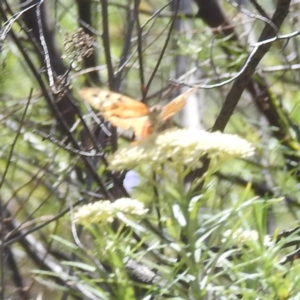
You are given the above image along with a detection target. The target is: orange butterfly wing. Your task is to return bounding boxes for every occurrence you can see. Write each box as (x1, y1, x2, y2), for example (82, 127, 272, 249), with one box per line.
(107, 116, 153, 139)
(79, 87, 152, 139)
(161, 87, 197, 121)
(79, 86, 197, 139)
(79, 87, 150, 118)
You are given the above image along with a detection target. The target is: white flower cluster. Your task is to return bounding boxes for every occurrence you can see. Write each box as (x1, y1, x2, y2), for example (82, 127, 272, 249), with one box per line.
(222, 228, 272, 246)
(74, 198, 148, 225)
(108, 129, 255, 171)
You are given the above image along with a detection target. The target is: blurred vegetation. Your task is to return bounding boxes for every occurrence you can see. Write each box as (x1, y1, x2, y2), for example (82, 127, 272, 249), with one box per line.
(1, 0, 300, 299)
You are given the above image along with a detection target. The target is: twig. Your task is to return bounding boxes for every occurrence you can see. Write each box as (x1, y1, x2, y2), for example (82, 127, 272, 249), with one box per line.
(36, 1, 61, 94)
(212, 0, 291, 132)
(0, 89, 32, 299)
(34, 130, 105, 157)
(0, 1, 38, 42)
(145, 0, 179, 92)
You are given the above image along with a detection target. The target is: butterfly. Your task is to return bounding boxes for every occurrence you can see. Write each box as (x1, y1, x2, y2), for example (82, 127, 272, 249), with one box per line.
(79, 86, 197, 140)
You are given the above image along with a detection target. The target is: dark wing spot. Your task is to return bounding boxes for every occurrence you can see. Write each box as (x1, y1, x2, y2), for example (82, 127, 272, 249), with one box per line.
(150, 105, 162, 113)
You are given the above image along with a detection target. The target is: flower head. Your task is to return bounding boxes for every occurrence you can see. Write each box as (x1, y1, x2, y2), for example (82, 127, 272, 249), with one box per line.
(74, 198, 148, 225)
(113, 198, 148, 215)
(222, 228, 272, 246)
(108, 129, 254, 171)
(73, 200, 115, 225)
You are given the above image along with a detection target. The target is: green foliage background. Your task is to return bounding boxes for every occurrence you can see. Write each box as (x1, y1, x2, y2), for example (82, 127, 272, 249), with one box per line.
(1, 0, 300, 299)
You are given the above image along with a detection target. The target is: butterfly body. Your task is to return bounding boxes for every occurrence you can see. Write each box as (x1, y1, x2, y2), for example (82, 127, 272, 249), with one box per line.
(79, 87, 196, 139)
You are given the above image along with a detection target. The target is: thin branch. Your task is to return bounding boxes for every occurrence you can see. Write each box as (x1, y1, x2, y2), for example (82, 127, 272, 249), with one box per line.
(101, 0, 114, 88)
(34, 130, 105, 157)
(0, 89, 32, 299)
(145, 0, 179, 92)
(114, 1, 135, 88)
(134, 0, 146, 98)
(212, 0, 291, 132)
(36, 0, 61, 94)
(5, 244, 31, 299)
(0, 1, 38, 41)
